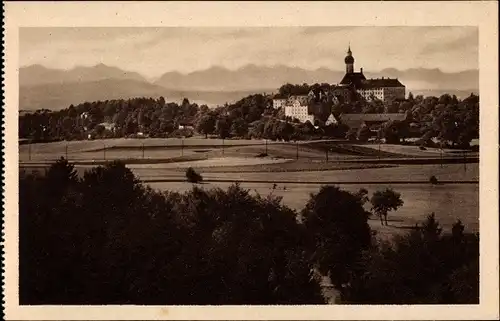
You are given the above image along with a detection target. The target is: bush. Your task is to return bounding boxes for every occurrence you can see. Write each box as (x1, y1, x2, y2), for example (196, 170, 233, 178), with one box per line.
(357, 126, 373, 142)
(186, 167, 203, 183)
(346, 128, 358, 141)
(430, 175, 438, 185)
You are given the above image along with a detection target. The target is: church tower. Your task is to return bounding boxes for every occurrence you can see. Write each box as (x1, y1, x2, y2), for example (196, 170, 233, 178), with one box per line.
(344, 45, 354, 74)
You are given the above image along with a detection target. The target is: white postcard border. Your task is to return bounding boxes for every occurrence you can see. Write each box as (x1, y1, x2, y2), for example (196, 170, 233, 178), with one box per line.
(3, 1, 499, 320)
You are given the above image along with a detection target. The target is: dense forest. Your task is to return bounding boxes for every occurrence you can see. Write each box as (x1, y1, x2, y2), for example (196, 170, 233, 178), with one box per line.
(19, 83, 479, 148)
(20, 159, 479, 304)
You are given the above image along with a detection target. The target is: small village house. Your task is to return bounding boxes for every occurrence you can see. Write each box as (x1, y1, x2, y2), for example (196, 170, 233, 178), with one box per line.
(339, 113, 408, 131)
(178, 122, 195, 130)
(325, 113, 340, 126)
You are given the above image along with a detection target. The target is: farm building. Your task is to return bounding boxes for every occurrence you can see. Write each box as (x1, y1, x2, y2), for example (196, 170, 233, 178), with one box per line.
(339, 113, 408, 131)
(98, 122, 116, 132)
(325, 113, 340, 126)
(178, 122, 195, 130)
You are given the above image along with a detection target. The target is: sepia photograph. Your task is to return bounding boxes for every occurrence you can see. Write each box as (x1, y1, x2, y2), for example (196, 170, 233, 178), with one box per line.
(3, 1, 499, 320)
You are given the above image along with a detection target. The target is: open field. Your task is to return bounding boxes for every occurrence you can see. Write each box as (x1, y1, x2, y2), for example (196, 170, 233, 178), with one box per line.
(126, 163, 478, 183)
(19, 138, 479, 166)
(19, 138, 326, 163)
(147, 159, 396, 173)
(19, 138, 479, 183)
(18, 138, 283, 161)
(146, 181, 479, 239)
(127, 156, 293, 169)
(18, 138, 479, 242)
(20, 162, 478, 184)
(20, 137, 272, 152)
(355, 143, 478, 158)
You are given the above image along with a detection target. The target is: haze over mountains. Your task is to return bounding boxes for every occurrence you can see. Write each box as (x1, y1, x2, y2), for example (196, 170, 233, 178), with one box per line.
(19, 64, 479, 111)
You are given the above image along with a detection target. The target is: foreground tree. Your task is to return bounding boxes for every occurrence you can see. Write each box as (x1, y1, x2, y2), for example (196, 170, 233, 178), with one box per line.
(45, 157, 79, 194)
(20, 160, 479, 305)
(301, 186, 372, 294)
(354, 188, 369, 205)
(20, 161, 325, 304)
(343, 214, 479, 304)
(370, 188, 404, 225)
(173, 184, 325, 304)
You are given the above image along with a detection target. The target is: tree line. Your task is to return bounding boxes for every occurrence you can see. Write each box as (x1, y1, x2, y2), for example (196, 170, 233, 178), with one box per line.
(19, 84, 479, 148)
(20, 159, 479, 304)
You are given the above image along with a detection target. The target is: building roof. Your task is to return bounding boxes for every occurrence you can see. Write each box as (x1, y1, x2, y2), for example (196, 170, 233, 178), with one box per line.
(308, 88, 327, 102)
(325, 113, 340, 125)
(309, 87, 326, 96)
(286, 95, 309, 106)
(178, 118, 196, 126)
(273, 94, 287, 100)
(339, 113, 407, 129)
(340, 113, 407, 122)
(98, 122, 116, 130)
(360, 78, 405, 89)
(339, 72, 366, 87)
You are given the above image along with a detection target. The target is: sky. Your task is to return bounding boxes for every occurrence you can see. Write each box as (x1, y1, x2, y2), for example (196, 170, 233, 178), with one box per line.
(20, 26, 478, 79)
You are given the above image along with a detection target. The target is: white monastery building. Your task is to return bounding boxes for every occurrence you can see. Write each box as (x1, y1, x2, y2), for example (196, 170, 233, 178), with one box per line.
(284, 95, 315, 124)
(272, 97, 287, 109)
(272, 45, 406, 110)
(272, 44, 406, 123)
(339, 46, 406, 103)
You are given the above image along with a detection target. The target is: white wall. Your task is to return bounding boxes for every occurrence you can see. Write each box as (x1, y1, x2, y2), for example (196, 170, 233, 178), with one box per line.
(273, 99, 286, 109)
(285, 103, 314, 123)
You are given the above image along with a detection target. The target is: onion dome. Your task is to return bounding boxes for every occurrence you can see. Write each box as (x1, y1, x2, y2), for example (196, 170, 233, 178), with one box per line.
(344, 55, 354, 64)
(344, 45, 354, 64)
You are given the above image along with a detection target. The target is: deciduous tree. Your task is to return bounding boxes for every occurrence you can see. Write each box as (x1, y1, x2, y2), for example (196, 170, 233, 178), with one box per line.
(301, 186, 372, 293)
(370, 188, 404, 225)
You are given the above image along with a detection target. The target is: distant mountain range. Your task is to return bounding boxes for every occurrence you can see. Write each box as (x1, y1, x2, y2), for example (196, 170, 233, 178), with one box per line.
(20, 64, 148, 86)
(19, 64, 479, 111)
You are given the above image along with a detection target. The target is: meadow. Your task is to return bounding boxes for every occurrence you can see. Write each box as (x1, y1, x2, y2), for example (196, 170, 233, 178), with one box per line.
(146, 181, 479, 239)
(19, 138, 479, 241)
(19, 137, 477, 164)
(18, 137, 279, 161)
(129, 163, 478, 183)
(355, 143, 479, 158)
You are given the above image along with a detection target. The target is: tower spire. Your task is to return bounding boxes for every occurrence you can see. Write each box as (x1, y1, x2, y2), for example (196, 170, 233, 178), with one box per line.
(344, 42, 354, 74)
